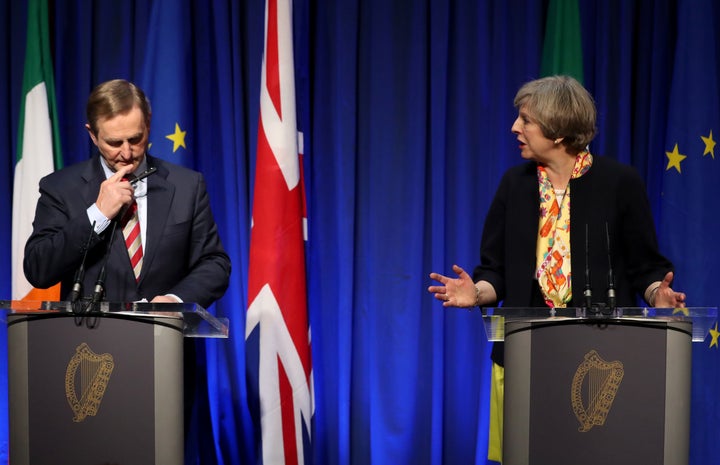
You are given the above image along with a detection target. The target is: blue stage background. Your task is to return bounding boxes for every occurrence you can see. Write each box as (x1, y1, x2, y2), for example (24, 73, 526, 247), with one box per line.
(1, 0, 719, 463)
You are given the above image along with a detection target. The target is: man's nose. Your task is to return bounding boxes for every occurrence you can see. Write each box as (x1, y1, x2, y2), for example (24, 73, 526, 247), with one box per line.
(120, 140, 133, 156)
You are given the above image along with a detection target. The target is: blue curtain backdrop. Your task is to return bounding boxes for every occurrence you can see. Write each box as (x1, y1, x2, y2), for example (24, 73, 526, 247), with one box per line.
(1, 0, 719, 464)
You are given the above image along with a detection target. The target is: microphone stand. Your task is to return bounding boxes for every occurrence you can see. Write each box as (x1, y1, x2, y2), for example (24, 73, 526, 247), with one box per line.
(583, 223, 593, 313)
(71, 221, 96, 315)
(89, 217, 119, 314)
(605, 222, 616, 314)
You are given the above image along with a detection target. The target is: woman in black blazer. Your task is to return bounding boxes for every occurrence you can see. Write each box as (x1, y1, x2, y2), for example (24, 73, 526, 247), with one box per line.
(427, 75, 686, 463)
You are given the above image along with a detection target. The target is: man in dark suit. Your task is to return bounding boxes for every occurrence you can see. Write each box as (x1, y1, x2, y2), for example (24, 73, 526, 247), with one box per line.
(23, 79, 230, 308)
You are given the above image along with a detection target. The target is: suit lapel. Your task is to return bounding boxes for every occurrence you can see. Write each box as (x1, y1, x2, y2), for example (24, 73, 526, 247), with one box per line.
(510, 164, 541, 305)
(80, 156, 106, 209)
(518, 165, 540, 269)
(138, 158, 175, 283)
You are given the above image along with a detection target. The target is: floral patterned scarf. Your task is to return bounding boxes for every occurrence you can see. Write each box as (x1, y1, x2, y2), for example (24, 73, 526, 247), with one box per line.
(536, 151, 593, 307)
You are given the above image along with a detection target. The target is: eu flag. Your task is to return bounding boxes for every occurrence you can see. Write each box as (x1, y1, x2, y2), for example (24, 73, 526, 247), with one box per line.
(658, 1, 720, 463)
(140, 0, 194, 168)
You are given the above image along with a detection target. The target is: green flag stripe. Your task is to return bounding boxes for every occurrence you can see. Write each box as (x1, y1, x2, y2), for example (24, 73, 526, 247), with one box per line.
(16, 0, 63, 168)
(540, 0, 584, 83)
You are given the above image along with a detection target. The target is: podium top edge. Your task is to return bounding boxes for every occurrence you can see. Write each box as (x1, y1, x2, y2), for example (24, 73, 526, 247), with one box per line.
(475, 307, 717, 343)
(0, 300, 229, 338)
(478, 306, 717, 318)
(0, 300, 205, 313)
(0, 300, 202, 313)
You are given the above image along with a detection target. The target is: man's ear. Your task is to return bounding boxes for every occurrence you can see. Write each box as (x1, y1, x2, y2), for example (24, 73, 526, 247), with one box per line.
(85, 123, 98, 146)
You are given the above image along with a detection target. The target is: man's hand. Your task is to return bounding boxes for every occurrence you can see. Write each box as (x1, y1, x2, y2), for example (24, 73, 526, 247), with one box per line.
(150, 295, 181, 303)
(96, 164, 135, 219)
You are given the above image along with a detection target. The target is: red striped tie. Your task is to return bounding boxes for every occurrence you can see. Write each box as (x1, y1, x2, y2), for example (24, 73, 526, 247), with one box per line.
(121, 201, 143, 281)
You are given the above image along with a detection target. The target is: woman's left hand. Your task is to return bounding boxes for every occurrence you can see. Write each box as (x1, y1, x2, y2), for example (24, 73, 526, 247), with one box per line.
(653, 271, 687, 308)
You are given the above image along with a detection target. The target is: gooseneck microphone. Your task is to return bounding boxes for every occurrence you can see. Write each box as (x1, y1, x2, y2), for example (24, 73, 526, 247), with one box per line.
(70, 221, 96, 309)
(130, 166, 157, 185)
(583, 223, 593, 311)
(90, 215, 120, 311)
(605, 222, 616, 311)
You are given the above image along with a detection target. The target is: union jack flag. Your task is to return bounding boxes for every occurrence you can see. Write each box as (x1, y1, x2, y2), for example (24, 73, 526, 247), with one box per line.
(246, 0, 313, 463)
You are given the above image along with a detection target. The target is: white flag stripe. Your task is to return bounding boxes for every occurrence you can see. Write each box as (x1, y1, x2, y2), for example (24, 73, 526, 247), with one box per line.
(12, 82, 55, 300)
(247, 285, 313, 464)
(259, 0, 299, 191)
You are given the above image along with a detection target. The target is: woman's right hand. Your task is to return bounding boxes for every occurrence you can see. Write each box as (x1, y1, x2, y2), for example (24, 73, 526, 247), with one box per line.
(428, 264, 480, 308)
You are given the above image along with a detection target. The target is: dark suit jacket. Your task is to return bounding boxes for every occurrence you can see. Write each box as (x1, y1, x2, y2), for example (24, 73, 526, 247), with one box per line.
(473, 155, 673, 308)
(24, 154, 231, 308)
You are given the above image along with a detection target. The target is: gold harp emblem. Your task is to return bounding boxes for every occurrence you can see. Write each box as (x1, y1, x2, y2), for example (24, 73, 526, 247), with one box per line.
(571, 349, 624, 432)
(65, 343, 115, 422)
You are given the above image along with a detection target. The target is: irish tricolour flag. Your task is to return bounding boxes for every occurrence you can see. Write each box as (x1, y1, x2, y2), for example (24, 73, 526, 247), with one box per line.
(12, 0, 63, 301)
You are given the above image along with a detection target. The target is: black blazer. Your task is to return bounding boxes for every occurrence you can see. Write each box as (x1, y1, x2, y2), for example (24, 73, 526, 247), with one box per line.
(473, 155, 673, 308)
(24, 154, 231, 308)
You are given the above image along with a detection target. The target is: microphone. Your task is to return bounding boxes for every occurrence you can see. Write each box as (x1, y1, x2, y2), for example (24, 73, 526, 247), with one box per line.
(70, 221, 96, 305)
(129, 166, 156, 185)
(583, 223, 592, 311)
(605, 222, 616, 312)
(90, 218, 119, 311)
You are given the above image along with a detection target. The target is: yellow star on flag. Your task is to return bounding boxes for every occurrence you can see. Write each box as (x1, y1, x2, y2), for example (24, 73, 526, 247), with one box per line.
(665, 143, 687, 173)
(672, 307, 690, 317)
(709, 322, 720, 349)
(701, 130, 716, 159)
(166, 123, 187, 152)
